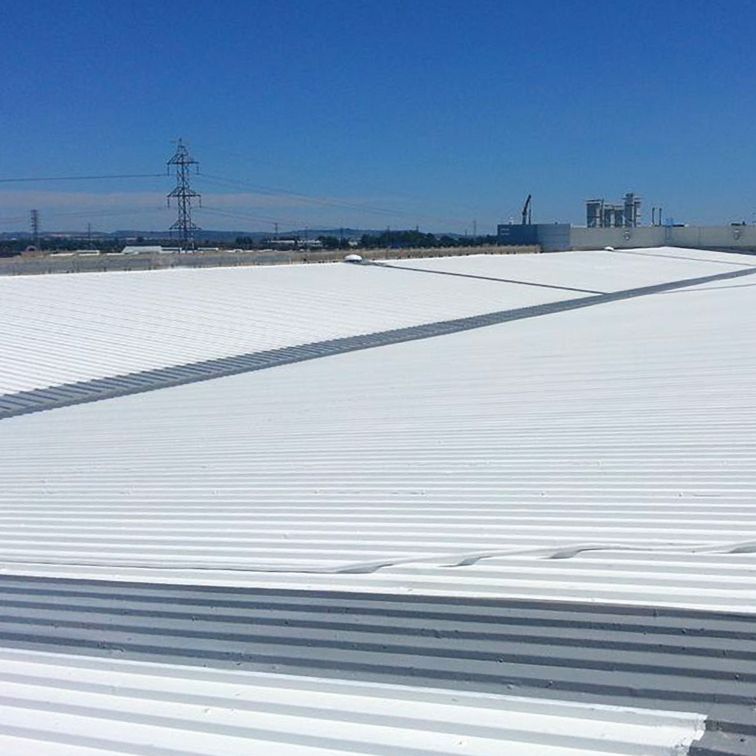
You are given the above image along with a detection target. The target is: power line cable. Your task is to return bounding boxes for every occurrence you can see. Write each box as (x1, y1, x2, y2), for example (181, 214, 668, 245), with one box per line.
(198, 206, 308, 230)
(191, 141, 487, 220)
(198, 173, 468, 227)
(0, 167, 474, 231)
(200, 174, 398, 217)
(0, 205, 165, 229)
(0, 173, 165, 184)
(200, 206, 337, 235)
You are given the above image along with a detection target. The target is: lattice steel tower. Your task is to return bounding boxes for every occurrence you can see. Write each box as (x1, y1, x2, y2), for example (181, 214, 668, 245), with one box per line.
(167, 139, 200, 247)
(30, 209, 40, 247)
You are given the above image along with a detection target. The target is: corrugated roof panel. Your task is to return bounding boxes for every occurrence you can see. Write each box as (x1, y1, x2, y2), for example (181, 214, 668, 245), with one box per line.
(0, 253, 754, 614)
(0, 649, 708, 755)
(1, 248, 751, 398)
(0, 257, 583, 397)
(385, 245, 756, 288)
(2, 247, 756, 754)
(0, 266, 756, 606)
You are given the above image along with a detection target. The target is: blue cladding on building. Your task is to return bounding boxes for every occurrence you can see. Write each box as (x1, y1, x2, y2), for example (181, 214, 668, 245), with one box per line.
(497, 223, 571, 251)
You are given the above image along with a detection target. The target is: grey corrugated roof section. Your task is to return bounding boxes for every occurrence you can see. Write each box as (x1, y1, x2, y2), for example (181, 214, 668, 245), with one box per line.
(0, 576, 751, 754)
(1, 263, 755, 421)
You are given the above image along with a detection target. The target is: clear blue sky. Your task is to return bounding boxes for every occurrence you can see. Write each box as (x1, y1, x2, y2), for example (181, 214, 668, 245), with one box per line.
(2, 0, 755, 233)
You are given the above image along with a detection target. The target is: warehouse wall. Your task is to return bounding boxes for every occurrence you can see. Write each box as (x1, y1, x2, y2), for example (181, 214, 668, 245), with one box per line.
(671, 225, 756, 250)
(496, 224, 570, 252)
(535, 224, 572, 252)
(571, 225, 756, 251)
(570, 227, 666, 249)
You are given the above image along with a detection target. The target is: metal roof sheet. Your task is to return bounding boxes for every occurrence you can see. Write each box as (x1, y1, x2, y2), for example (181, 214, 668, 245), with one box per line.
(0, 647, 707, 756)
(1, 247, 755, 754)
(1, 253, 754, 613)
(0, 257, 579, 397)
(0, 248, 750, 398)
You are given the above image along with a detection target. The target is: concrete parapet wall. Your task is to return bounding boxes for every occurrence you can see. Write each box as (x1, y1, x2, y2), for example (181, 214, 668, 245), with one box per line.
(570, 227, 666, 249)
(671, 225, 756, 250)
(571, 225, 756, 252)
(0, 245, 540, 277)
(363, 244, 539, 260)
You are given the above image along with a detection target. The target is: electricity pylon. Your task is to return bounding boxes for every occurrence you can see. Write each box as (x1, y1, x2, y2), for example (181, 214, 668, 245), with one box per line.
(167, 139, 201, 248)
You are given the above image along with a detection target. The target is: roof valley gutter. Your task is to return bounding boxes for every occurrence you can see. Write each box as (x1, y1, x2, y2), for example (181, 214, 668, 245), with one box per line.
(369, 260, 606, 295)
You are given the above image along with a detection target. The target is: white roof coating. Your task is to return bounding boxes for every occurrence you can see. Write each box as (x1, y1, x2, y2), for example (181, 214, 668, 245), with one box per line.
(1, 247, 755, 754)
(0, 249, 755, 612)
(0, 260, 573, 396)
(0, 247, 751, 397)
(0, 650, 706, 756)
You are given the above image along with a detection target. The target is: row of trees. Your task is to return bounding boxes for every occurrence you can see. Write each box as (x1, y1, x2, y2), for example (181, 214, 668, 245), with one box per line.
(0, 237, 113, 257)
(359, 230, 498, 249)
(236, 232, 498, 251)
(0, 230, 501, 256)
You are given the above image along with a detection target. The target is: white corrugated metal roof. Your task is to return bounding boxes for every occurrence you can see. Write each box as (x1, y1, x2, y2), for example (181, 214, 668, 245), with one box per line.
(0, 248, 754, 613)
(0, 649, 706, 755)
(1, 246, 755, 754)
(0, 248, 750, 397)
(0, 258, 573, 396)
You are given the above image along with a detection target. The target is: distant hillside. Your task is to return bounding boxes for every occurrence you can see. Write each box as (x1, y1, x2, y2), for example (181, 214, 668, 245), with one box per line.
(0, 228, 389, 242)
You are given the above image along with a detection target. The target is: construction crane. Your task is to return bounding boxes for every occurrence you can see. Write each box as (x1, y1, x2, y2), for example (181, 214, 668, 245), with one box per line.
(521, 194, 532, 225)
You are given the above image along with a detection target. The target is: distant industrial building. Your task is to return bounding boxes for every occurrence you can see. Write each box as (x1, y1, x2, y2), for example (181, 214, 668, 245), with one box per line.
(496, 223, 571, 251)
(497, 221, 756, 253)
(497, 189, 756, 252)
(586, 193, 641, 228)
